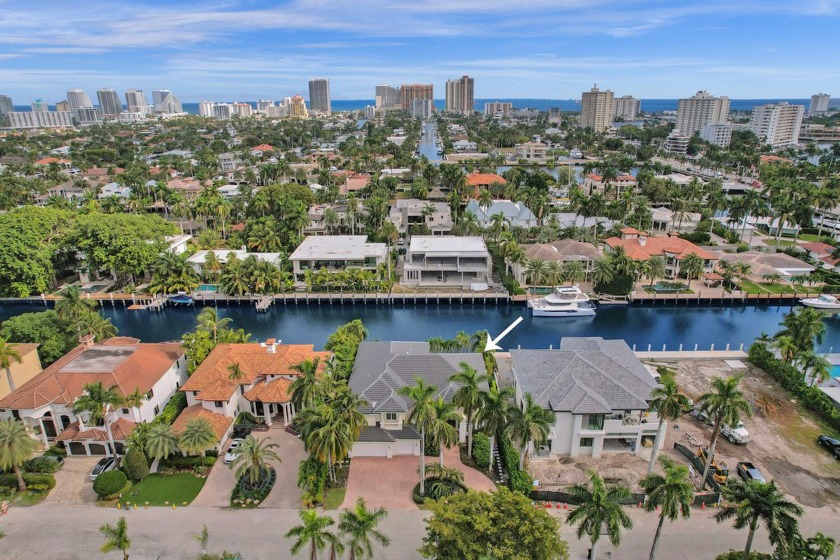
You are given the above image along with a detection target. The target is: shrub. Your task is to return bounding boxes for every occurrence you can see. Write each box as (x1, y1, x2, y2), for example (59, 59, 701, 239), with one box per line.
(44, 447, 67, 458)
(298, 456, 328, 507)
(715, 552, 772, 560)
(22, 456, 61, 474)
(101, 480, 133, 501)
(595, 273, 635, 296)
(679, 231, 711, 244)
(93, 470, 128, 498)
(122, 449, 149, 482)
(497, 432, 533, 494)
(154, 392, 187, 425)
(0, 473, 56, 490)
(160, 456, 216, 469)
(472, 433, 491, 469)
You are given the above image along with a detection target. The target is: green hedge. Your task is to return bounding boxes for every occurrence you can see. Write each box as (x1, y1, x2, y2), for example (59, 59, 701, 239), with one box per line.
(93, 470, 128, 498)
(472, 433, 491, 469)
(595, 273, 635, 296)
(0, 473, 56, 490)
(749, 343, 840, 432)
(101, 480, 133, 501)
(679, 231, 711, 244)
(497, 432, 533, 494)
(160, 456, 217, 469)
(154, 392, 187, 426)
(22, 456, 61, 474)
(122, 449, 149, 482)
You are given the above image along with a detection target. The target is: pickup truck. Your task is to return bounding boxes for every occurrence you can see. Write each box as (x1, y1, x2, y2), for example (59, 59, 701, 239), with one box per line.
(697, 447, 729, 484)
(736, 462, 766, 484)
(691, 408, 750, 444)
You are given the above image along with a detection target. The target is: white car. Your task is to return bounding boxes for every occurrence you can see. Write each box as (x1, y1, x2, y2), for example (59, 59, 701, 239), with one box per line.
(224, 439, 245, 464)
(90, 457, 116, 480)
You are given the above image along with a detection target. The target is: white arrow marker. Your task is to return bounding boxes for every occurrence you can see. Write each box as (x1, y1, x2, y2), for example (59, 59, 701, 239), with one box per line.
(484, 316, 523, 352)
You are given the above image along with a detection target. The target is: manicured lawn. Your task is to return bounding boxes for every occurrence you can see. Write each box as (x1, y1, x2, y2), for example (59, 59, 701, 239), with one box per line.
(738, 280, 796, 294)
(0, 489, 50, 507)
(323, 487, 346, 510)
(118, 473, 206, 507)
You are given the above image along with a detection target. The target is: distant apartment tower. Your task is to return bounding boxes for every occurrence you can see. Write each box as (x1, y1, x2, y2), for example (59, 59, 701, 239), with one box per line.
(308, 78, 331, 114)
(125, 89, 148, 112)
(548, 107, 562, 123)
(675, 91, 729, 135)
(152, 90, 183, 114)
(198, 100, 214, 117)
(484, 102, 513, 119)
(97, 89, 122, 117)
(256, 99, 275, 111)
(289, 95, 309, 118)
(66, 88, 93, 110)
(411, 99, 434, 119)
(809, 93, 830, 117)
(375, 85, 401, 109)
(9, 111, 74, 129)
(31, 99, 49, 112)
(700, 122, 733, 147)
(579, 85, 614, 131)
(401, 84, 433, 111)
(749, 102, 805, 149)
(73, 107, 102, 125)
(445, 75, 474, 114)
(0, 95, 12, 115)
(55, 100, 71, 112)
(613, 96, 641, 120)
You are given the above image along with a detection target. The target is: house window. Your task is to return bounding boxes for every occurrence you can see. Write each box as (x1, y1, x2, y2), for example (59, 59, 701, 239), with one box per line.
(146, 388, 154, 399)
(214, 401, 223, 408)
(579, 438, 594, 448)
(385, 413, 397, 421)
(585, 415, 605, 430)
(121, 408, 129, 415)
(154, 405, 160, 415)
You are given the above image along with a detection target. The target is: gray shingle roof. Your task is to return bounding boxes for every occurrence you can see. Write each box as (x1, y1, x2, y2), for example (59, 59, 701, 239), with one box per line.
(349, 341, 487, 414)
(510, 337, 657, 414)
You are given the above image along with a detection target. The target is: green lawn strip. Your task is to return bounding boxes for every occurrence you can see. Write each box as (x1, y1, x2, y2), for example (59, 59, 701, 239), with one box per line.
(0, 489, 49, 506)
(118, 473, 206, 508)
(323, 487, 346, 510)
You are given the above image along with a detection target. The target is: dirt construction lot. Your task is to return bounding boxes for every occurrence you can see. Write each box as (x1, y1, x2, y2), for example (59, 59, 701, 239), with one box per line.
(656, 359, 840, 509)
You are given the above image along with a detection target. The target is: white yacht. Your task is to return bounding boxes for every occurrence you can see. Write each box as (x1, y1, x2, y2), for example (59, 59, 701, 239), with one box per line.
(801, 294, 840, 310)
(528, 285, 596, 317)
(569, 147, 583, 159)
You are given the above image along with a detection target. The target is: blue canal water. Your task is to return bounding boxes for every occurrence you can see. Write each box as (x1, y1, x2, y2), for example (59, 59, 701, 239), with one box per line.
(2, 302, 838, 352)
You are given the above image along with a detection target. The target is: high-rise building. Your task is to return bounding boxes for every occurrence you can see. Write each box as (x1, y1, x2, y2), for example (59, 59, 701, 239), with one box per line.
(484, 102, 512, 119)
(289, 95, 309, 118)
(375, 85, 401, 109)
(257, 99, 275, 111)
(97, 89, 122, 117)
(31, 99, 49, 112)
(675, 90, 729, 135)
(613, 96, 641, 120)
(67, 88, 93, 110)
(411, 99, 434, 119)
(125, 89, 148, 112)
(548, 107, 562, 124)
(700, 122, 733, 147)
(445, 75, 474, 114)
(73, 107, 102, 125)
(55, 100, 71, 112)
(152, 90, 183, 114)
(809, 93, 830, 117)
(308, 78, 331, 114)
(198, 100, 214, 117)
(234, 103, 252, 118)
(400, 84, 433, 111)
(749, 102, 805, 149)
(0, 95, 12, 115)
(579, 85, 614, 131)
(9, 111, 74, 129)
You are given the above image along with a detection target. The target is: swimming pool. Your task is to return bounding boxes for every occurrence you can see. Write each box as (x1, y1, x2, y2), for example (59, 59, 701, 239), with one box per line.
(197, 284, 218, 292)
(831, 365, 840, 378)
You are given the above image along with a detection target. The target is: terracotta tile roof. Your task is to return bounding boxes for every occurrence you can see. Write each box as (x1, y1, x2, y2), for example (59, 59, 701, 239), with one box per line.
(465, 172, 506, 186)
(251, 144, 275, 152)
(243, 378, 294, 403)
(800, 241, 834, 254)
(521, 239, 602, 262)
(0, 339, 183, 410)
(181, 344, 330, 402)
(605, 235, 716, 261)
(171, 404, 232, 442)
(620, 227, 645, 235)
(55, 418, 136, 442)
(34, 157, 71, 165)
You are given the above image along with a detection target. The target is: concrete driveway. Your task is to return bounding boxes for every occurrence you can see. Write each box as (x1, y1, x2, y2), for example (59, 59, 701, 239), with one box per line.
(258, 426, 306, 508)
(342, 456, 420, 510)
(43, 456, 99, 505)
(191, 441, 239, 507)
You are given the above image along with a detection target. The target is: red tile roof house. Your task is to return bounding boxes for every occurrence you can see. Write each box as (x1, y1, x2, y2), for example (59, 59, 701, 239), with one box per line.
(0, 336, 186, 456)
(250, 144, 275, 157)
(800, 241, 840, 272)
(339, 173, 372, 196)
(178, 341, 331, 446)
(583, 173, 638, 198)
(604, 229, 718, 279)
(465, 172, 506, 198)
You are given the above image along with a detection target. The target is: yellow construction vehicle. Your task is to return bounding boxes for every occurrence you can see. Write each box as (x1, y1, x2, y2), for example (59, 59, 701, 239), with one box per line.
(697, 446, 729, 484)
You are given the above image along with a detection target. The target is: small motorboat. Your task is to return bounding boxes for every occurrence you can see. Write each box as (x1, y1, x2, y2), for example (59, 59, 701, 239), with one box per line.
(168, 292, 194, 305)
(800, 294, 840, 310)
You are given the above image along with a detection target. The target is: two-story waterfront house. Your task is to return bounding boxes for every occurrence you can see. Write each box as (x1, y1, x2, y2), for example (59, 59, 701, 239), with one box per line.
(604, 229, 717, 278)
(505, 337, 662, 458)
(289, 236, 388, 282)
(401, 236, 493, 287)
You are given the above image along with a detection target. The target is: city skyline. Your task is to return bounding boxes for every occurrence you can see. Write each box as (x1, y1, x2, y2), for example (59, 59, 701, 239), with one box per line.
(0, 0, 838, 101)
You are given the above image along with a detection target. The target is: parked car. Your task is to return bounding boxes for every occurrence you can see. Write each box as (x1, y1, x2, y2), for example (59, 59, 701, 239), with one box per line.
(691, 408, 750, 444)
(224, 439, 245, 464)
(89, 457, 116, 480)
(736, 462, 766, 484)
(817, 435, 840, 460)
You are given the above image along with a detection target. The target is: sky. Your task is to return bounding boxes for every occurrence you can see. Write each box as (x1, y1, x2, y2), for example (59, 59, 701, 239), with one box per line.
(1, 0, 839, 103)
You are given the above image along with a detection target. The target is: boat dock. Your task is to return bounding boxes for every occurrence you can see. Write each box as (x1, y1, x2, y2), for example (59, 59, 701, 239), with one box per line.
(255, 296, 273, 312)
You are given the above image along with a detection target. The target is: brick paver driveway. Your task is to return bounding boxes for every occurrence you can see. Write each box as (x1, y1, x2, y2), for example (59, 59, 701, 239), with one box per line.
(258, 426, 306, 508)
(43, 456, 99, 505)
(191, 440, 239, 507)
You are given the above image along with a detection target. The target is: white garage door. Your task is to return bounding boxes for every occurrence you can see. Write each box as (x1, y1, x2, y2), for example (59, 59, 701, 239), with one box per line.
(351, 442, 389, 457)
(395, 440, 418, 456)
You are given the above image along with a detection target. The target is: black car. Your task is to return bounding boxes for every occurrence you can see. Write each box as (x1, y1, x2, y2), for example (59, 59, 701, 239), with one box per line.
(817, 435, 840, 460)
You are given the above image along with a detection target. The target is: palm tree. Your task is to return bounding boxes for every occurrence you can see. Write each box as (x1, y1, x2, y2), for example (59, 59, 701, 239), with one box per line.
(0, 338, 22, 392)
(285, 508, 340, 560)
(562, 261, 586, 285)
(777, 307, 827, 354)
(99, 517, 131, 560)
(73, 382, 123, 460)
(524, 258, 548, 286)
(680, 253, 704, 289)
(591, 259, 616, 287)
(398, 377, 438, 496)
(178, 417, 217, 458)
(145, 423, 179, 462)
(474, 385, 513, 471)
(450, 362, 489, 458)
(505, 393, 552, 470)
(647, 377, 691, 473)
(227, 362, 245, 381)
(645, 256, 667, 288)
(290, 358, 321, 411)
(566, 469, 634, 560)
(0, 418, 39, 491)
(715, 480, 803, 554)
(56, 285, 98, 323)
(338, 498, 391, 560)
(122, 388, 145, 415)
(640, 456, 693, 560)
(76, 313, 118, 342)
(772, 335, 798, 363)
(196, 307, 232, 344)
(306, 408, 354, 483)
(229, 434, 281, 484)
(697, 376, 753, 490)
(428, 397, 462, 466)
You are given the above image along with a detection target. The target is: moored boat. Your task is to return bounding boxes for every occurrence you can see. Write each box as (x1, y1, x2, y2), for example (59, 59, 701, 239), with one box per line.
(528, 285, 596, 317)
(801, 294, 840, 310)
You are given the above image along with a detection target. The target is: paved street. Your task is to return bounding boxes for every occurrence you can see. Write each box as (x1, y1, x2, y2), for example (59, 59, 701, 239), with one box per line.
(2, 502, 839, 559)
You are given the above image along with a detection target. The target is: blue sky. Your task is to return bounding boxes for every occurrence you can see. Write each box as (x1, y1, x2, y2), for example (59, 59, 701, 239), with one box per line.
(0, 0, 838, 103)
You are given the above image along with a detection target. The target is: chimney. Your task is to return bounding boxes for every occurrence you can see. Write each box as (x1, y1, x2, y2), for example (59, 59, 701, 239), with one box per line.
(639, 234, 647, 247)
(79, 334, 95, 348)
(265, 338, 278, 353)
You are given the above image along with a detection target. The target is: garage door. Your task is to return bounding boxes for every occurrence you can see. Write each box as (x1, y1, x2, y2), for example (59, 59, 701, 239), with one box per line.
(395, 440, 418, 456)
(351, 442, 389, 457)
(88, 443, 107, 455)
(68, 442, 86, 455)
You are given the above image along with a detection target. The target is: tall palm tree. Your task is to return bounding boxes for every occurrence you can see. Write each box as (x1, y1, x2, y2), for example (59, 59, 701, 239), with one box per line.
(715, 480, 803, 554)
(178, 417, 217, 458)
(122, 388, 145, 416)
(306, 408, 354, 483)
(99, 517, 131, 560)
(196, 307, 232, 344)
(772, 335, 798, 363)
(290, 358, 321, 411)
(285, 508, 340, 560)
(0, 418, 39, 491)
(647, 377, 691, 473)
(73, 382, 123, 460)
(76, 313, 118, 342)
(524, 258, 548, 286)
(505, 393, 552, 470)
(777, 307, 827, 354)
(591, 259, 616, 287)
(56, 285, 99, 323)
(398, 377, 438, 496)
(644, 256, 667, 288)
(450, 362, 489, 458)
(562, 261, 586, 285)
(0, 338, 22, 392)
(145, 423, 179, 462)
(475, 385, 513, 471)
(428, 397, 462, 467)
(227, 362, 245, 381)
(566, 469, 634, 560)
(640, 456, 693, 560)
(338, 498, 391, 560)
(229, 434, 281, 484)
(680, 253, 704, 289)
(697, 376, 753, 490)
